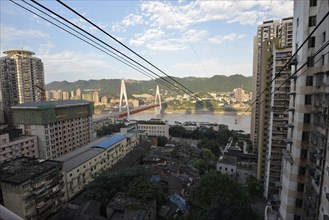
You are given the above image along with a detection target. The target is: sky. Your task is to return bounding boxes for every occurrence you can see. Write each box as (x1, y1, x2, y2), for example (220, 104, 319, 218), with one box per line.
(0, 0, 293, 83)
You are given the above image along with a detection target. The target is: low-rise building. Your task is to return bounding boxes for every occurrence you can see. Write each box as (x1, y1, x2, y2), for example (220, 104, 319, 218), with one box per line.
(56, 132, 140, 201)
(0, 157, 64, 220)
(106, 192, 156, 220)
(216, 155, 237, 178)
(137, 119, 169, 138)
(0, 132, 38, 163)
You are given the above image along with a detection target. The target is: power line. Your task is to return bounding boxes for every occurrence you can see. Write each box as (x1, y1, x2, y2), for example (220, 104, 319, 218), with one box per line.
(240, 41, 329, 119)
(165, 0, 208, 75)
(55, 0, 203, 101)
(246, 10, 329, 114)
(13, 0, 178, 93)
(28, 0, 201, 100)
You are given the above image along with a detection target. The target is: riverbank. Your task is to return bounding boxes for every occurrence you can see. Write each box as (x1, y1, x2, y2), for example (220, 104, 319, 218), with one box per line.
(139, 109, 251, 115)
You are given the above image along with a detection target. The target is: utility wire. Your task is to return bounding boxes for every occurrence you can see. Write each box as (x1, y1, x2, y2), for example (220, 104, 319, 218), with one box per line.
(13, 0, 178, 93)
(55, 0, 203, 101)
(165, 0, 208, 76)
(246, 10, 329, 114)
(28, 0, 201, 100)
(240, 41, 329, 119)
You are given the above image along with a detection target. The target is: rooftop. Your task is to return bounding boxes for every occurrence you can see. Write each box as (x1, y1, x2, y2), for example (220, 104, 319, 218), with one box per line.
(218, 155, 237, 166)
(0, 157, 61, 184)
(107, 192, 154, 220)
(12, 100, 91, 109)
(93, 133, 128, 149)
(56, 133, 130, 172)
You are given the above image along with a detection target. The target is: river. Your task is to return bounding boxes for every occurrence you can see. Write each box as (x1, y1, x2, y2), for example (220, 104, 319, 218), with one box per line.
(128, 112, 251, 133)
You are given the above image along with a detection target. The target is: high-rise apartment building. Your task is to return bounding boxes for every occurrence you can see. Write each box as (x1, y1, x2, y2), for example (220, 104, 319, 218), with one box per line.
(279, 0, 329, 219)
(251, 18, 293, 189)
(262, 41, 292, 199)
(12, 100, 94, 160)
(0, 50, 45, 126)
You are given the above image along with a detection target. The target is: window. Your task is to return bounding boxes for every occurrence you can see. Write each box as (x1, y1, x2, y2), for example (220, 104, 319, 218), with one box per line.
(309, 16, 316, 27)
(322, 55, 325, 65)
(305, 95, 312, 105)
(306, 76, 313, 86)
(307, 56, 314, 67)
(294, 215, 301, 220)
(302, 132, 310, 142)
(323, 31, 326, 43)
(297, 183, 305, 192)
(308, 37, 315, 48)
(296, 17, 299, 27)
(298, 167, 306, 176)
(310, 0, 317, 7)
(300, 149, 308, 159)
(295, 199, 303, 208)
(304, 113, 311, 123)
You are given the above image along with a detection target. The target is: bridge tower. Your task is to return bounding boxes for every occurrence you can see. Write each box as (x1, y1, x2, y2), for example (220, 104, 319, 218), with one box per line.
(119, 79, 130, 119)
(155, 85, 162, 115)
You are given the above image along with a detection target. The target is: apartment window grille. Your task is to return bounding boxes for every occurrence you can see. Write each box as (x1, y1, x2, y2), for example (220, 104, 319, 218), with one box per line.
(309, 16, 316, 27)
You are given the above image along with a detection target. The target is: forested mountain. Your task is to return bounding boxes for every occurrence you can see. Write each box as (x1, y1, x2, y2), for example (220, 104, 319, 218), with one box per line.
(46, 74, 252, 97)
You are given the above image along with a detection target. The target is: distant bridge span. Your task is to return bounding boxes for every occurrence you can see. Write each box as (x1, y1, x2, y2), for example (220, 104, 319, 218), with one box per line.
(115, 80, 163, 119)
(113, 102, 166, 118)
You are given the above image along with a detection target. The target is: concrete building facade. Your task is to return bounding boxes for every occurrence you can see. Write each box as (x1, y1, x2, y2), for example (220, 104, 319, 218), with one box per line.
(279, 1, 329, 219)
(0, 132, 39, 163)
(251, 18, 293, 189)
(0, 50, 45, 126)
(0, 157, 64, 220)
(137, 119, 169, 139)
(56, 132, 140, 201)
(251, 18, 293, 153)
(12, 100, 94, 160)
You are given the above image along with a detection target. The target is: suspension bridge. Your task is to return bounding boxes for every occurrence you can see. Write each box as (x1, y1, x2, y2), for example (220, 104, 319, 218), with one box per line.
(110, 79, 165, 119)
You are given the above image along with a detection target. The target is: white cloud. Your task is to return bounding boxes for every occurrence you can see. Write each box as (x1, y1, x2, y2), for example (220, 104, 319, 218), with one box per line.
(129, 29, 165, 46)
(39, 51, 119, 82)
(209, 33, 246, 44)
(140, 0, 293, 28)
(1, 26, 48, 39)
(122, 14, 144, 27)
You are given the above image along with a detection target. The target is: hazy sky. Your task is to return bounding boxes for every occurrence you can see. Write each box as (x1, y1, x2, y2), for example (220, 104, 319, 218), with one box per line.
(0, 0, 293, 83)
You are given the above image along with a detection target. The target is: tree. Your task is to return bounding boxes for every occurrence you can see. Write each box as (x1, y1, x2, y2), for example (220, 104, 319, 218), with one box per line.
(128, 176, 167, 206)
(188, 171, 259, 220)
(245, 175, 262, 199)
(191, 158, 208, 174)
(83, 166, 149, 205)
(201, 148, 216, 162)
(158, 136, 169, 147)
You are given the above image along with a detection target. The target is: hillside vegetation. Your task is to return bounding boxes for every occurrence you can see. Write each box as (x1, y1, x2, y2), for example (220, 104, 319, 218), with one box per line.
(46, 74, 252, 97)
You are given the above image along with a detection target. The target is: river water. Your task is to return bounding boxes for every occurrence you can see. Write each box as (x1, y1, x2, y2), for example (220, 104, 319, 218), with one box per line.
(128, 112, 251, 133)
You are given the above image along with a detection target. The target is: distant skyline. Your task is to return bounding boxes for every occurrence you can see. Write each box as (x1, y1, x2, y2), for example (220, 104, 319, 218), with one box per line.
(0, 0, 293, 83)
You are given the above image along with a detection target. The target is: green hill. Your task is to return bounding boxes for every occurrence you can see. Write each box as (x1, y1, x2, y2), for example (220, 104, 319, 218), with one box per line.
(46, 74, 252, 97)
